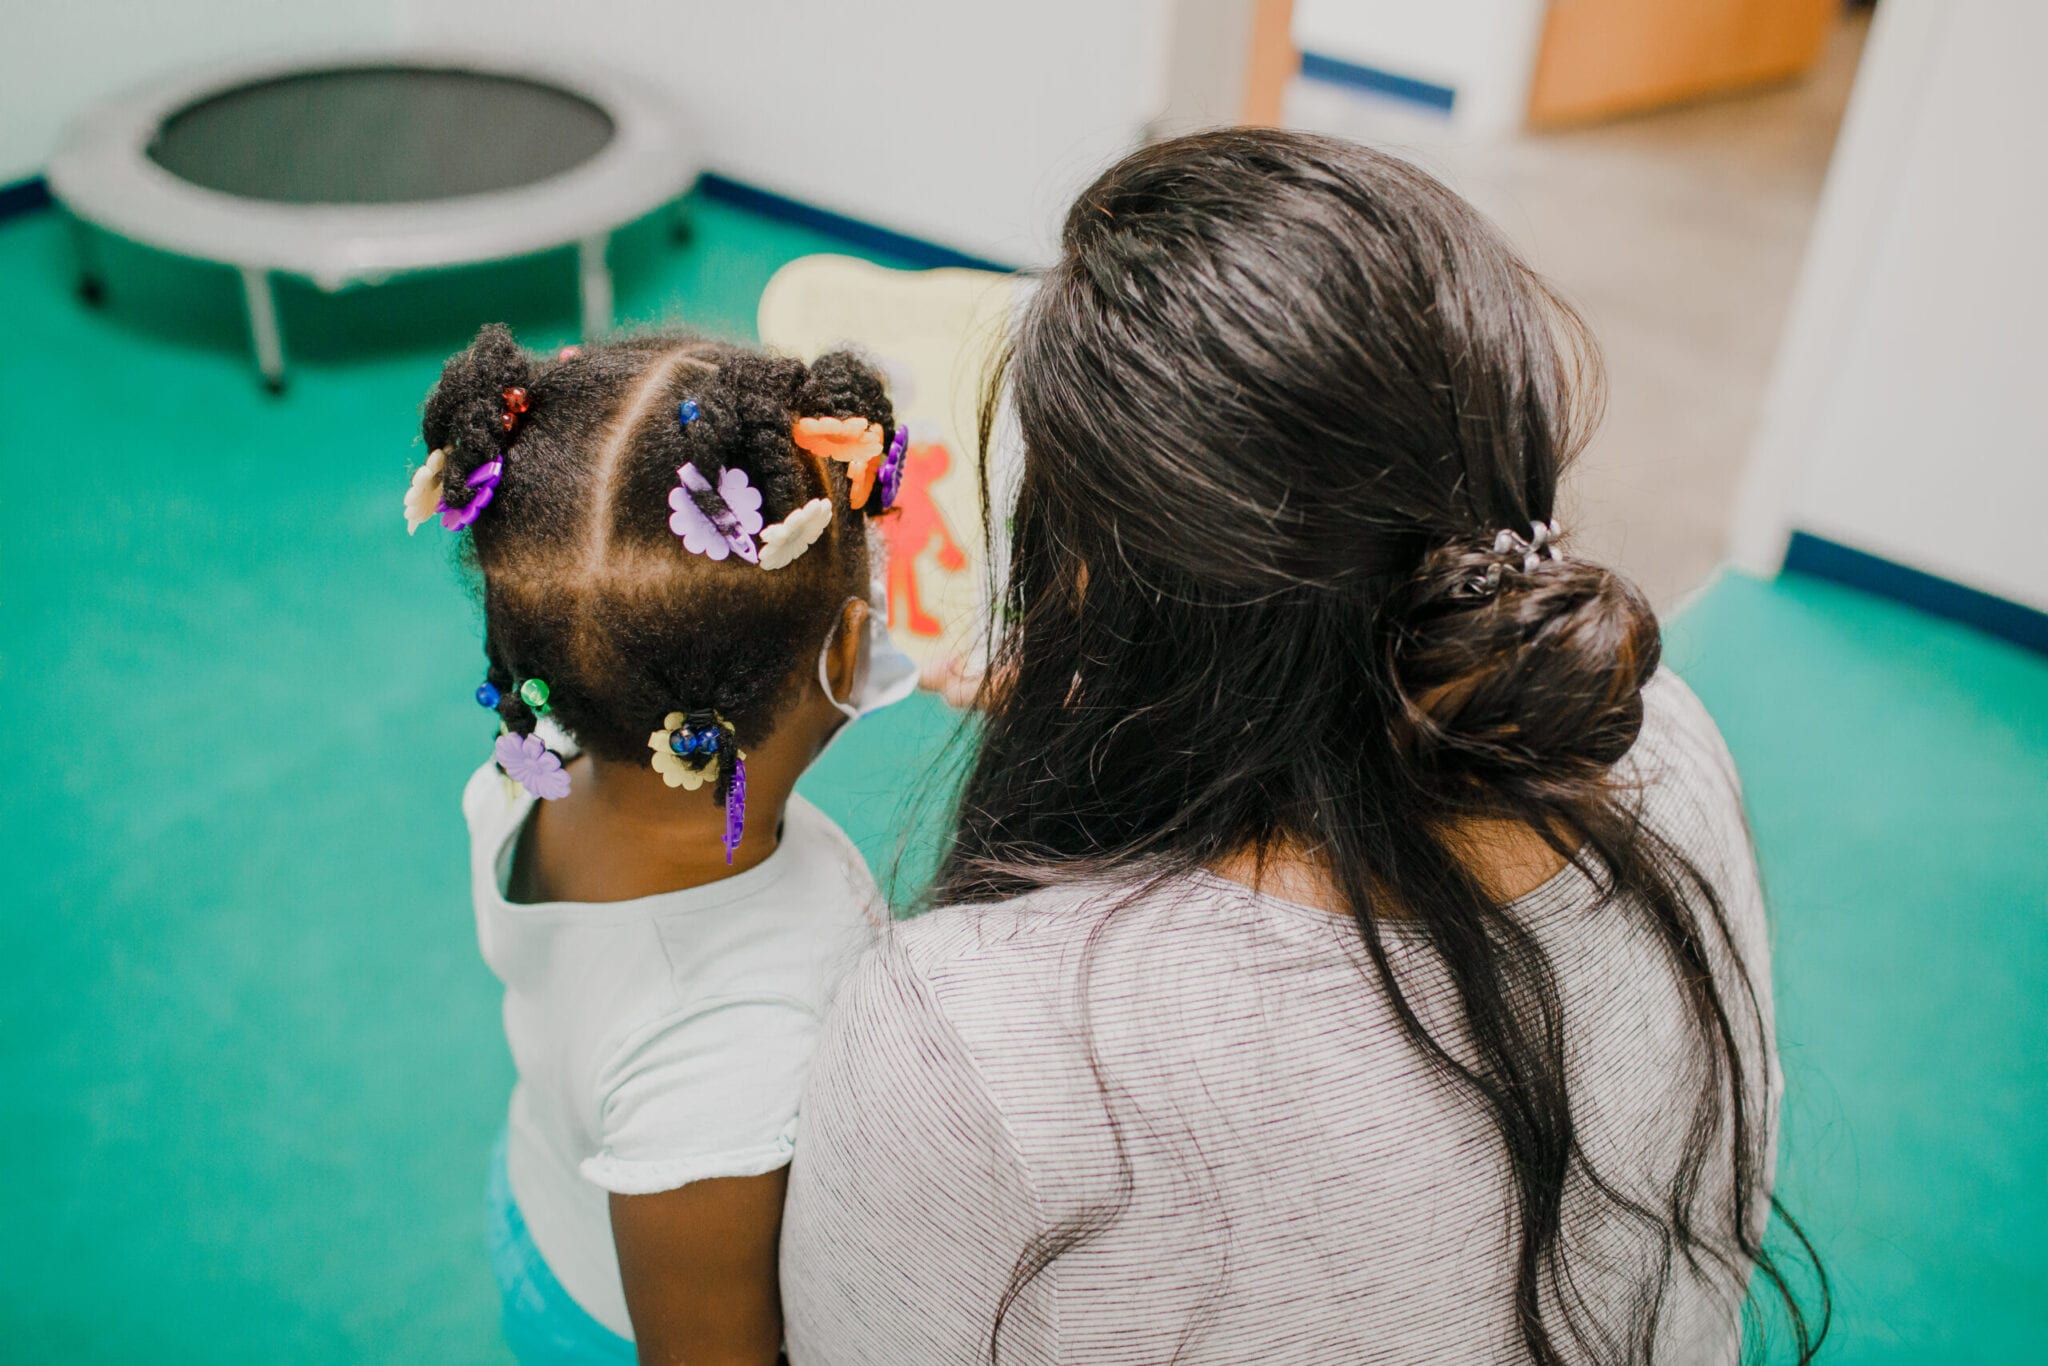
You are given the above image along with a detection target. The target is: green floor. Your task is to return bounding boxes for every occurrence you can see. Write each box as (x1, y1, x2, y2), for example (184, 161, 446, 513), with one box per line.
(3, 200, 2043, 1363)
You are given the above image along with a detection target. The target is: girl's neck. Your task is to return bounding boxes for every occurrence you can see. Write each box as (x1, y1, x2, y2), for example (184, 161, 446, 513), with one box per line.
(509, 744, 811, 904)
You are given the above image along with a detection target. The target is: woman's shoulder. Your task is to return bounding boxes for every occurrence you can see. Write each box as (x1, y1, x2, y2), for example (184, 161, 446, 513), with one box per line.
(1635, 667, 1739, 783)
(879, 885, 1116, 1009)
(840, 874, 1290, 1099)
(825, 882, 1168, 1083)
(1626, 668, 1750, 846)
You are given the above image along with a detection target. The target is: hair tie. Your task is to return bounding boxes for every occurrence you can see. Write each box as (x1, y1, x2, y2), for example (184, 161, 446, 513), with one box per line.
(410, 385, 532, 534)
(647, 709, 748, 863)
(475, 675, 569, 799)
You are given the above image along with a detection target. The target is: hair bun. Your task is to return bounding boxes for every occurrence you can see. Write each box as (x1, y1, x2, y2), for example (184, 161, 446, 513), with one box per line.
(795, 350, 893, 427)
(422, 324, 536, 512)
(1381, 533, 1661, 797)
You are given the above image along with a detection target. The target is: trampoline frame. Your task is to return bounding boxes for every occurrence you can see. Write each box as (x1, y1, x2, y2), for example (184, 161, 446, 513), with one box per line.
(48, 49, 701, 390)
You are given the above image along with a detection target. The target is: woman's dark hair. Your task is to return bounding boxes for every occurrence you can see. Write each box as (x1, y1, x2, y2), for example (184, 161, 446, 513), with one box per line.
(937, 130, 1825, 1362)
(420, 325, 893, 786)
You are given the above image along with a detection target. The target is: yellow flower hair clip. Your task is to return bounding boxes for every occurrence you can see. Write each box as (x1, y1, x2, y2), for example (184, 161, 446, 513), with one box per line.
(650, 712, 715, 790)
(649, 710, 744, 791)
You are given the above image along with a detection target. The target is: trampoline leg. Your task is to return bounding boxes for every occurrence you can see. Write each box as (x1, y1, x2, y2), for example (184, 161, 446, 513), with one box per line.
(579, 233, 613, 340)
(240, 267, 287, 394)
(69, 216, 106, 307)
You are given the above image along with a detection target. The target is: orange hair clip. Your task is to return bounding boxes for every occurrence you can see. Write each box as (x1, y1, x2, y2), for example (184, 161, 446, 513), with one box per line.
(792, 416, 885, 509)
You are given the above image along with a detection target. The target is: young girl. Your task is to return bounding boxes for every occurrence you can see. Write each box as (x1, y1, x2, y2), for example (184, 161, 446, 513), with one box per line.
(403, 326, 915, 1365)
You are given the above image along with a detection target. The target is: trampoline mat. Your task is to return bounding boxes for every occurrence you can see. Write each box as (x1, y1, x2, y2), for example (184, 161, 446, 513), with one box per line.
(146, 66, 616, 205)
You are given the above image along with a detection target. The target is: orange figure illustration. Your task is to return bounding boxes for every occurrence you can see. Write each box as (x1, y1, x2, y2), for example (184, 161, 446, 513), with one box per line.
(879, 443, 968, 637)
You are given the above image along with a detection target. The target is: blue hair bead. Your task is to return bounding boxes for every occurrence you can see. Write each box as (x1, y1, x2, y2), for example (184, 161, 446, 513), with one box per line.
(700, 729, 719, 754)
(475, 682, 501, 709)
(677, 399, 701, 427)
(669, 728, 692, 757)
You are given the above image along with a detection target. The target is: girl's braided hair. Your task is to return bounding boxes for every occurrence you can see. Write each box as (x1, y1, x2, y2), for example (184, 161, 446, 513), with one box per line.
(421, 325, 894, 783)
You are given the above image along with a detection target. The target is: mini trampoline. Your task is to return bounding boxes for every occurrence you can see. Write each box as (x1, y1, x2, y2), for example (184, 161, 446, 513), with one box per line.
(48, 51, 700, 389)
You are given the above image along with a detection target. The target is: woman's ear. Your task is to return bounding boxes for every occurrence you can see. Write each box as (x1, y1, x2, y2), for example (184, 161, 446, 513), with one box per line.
(824, 597, 869, 704)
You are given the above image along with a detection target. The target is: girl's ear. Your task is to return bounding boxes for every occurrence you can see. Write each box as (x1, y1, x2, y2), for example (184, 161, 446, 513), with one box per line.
(824, 597, 869, 705)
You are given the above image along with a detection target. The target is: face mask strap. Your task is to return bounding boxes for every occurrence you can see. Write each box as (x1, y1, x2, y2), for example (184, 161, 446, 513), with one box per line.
(818, 598, 865, 722)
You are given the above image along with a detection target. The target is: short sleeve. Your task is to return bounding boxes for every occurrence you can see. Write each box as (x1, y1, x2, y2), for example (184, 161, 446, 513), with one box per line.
(579, 997, 821, 1195)
(780, 935, 1056, 1364)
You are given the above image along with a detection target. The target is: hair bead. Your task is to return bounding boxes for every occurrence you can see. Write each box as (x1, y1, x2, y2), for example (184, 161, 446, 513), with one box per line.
(475, 682, 502, 709)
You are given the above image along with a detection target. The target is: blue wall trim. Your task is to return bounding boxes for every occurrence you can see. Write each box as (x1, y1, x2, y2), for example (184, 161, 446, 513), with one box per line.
(1298, 52, 1457, 113)
(696, 174, 1013, 274)
(0, 175, 53, 221)
(1784, 531, 2048, 656)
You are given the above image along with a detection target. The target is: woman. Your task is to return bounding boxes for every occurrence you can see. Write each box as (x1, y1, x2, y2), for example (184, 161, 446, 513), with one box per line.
(780, 129, 1824, 1364)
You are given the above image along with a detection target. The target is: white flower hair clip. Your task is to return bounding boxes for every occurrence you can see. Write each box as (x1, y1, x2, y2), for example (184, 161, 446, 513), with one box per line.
(758, 498, 833, 571)
(403, 449, 447, 534)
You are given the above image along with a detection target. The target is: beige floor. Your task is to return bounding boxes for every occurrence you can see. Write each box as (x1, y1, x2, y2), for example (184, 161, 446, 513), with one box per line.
(1284, 14, 1870, 607)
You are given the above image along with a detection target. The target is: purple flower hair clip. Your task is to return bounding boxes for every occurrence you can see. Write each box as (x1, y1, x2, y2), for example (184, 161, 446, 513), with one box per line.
(669, 463, 764, 563)
(495, 731, 571, 800)
(438, 459, 504, 531)
(722, 753, 748, 864)
(875, 426, 909, 511)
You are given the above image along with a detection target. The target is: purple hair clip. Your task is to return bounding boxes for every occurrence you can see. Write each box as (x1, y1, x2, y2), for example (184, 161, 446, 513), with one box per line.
(875, 426, 909, 511)
(495, 731, 571, 800)
(669, 462, 764, 563)
(722, 753, 747, 864)
(438, 459, 504, 531)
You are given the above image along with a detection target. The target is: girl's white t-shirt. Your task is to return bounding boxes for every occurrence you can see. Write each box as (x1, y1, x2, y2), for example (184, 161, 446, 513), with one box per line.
(463, 762, 882, 1339)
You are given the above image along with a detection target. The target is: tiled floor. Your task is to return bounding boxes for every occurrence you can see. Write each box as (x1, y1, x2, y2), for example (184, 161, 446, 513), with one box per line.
(1286, 14, 1870, 607)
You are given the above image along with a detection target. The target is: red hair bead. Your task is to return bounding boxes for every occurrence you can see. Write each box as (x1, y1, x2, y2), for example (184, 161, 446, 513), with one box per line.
(502, 387, 530, 414)
(499, 410, 518, 433)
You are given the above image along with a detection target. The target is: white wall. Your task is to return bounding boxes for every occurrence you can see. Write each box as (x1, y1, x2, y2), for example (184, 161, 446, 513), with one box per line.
(1291, 0, 1547, 132)
(1735, 0, 2048, 611)
(0, 0, 402, 183)
(395, 0, 1179, 266)
(10, 0, 1219, 264)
